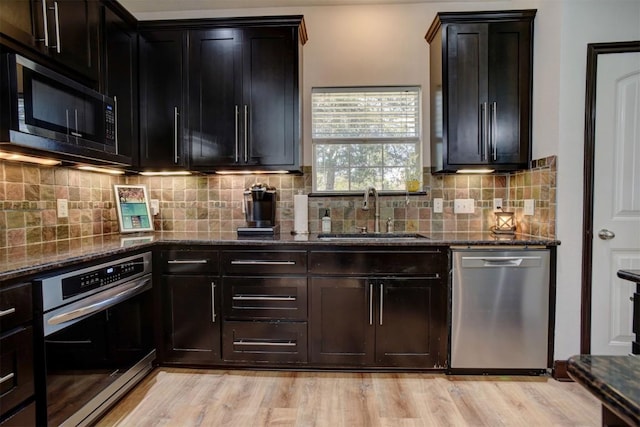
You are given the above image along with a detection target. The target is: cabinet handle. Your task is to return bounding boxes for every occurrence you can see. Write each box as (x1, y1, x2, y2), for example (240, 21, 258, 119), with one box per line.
(369, 283, 373, 325)
(72, 109, 80, 137)
(233, 295, 296, 301)
(0, 307, 16, 317)
(482, 102, 488, 161)
(491, 102, 497, 161)
(0, 372, 15, 385)
(51, 1, 61, 53)
(230, 260, 295, 266)
(379, 283, 384, 326)
(114, 96, 119, 154)
(167, 259, 208, 265)
(244, 105, 249, 163)
(174, 107, 179, 163)
(234, 105, 239, 162)
(233, 340, 296, 347)
(39, 0, 50, 47)
(211, 282, 216, 322)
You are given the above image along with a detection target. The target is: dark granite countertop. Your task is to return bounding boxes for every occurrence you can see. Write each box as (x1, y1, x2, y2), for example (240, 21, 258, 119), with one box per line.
(618, 270, 640, 284)
(0, 231, 559, 282)
(567, 355, 640, 426)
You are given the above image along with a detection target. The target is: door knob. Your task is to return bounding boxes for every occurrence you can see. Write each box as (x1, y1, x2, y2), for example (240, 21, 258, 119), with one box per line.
(598, 229, 616, 240)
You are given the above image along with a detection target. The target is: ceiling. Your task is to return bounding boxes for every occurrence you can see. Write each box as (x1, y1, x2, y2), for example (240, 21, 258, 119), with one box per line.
(118, 0, 466, 14)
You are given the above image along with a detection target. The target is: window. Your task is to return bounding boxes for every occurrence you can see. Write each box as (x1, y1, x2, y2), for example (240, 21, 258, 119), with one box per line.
(312, 86, 421, 193)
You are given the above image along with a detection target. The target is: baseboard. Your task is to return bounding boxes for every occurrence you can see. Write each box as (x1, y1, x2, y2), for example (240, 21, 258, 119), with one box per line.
(552, 360, 572, 381)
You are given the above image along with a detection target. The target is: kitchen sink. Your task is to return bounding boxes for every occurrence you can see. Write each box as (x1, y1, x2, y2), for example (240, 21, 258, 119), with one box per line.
(317, 232, 429, 240)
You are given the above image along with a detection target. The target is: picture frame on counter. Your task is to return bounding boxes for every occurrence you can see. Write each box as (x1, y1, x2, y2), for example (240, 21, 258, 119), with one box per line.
(114, 184, 154, 233)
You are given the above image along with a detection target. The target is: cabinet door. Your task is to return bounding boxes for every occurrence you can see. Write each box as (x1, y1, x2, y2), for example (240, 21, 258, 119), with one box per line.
(189, 28, 242, 168)
(309, 277, 374, 365)
(161, 275, 220, 364)
(0, 0, 38, 48)
(139, 30, 186, 169)
(48, 0, 100, 80)
(446, 23, 488, 166)
(242, 27, 298, 168)
(487, 21, 531, 165)
(375, 278, 445, 367)
(103, 4, 137, 162)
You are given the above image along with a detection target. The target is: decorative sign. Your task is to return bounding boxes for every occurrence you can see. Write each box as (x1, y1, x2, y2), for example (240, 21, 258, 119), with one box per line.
(113, 184, 154, 233)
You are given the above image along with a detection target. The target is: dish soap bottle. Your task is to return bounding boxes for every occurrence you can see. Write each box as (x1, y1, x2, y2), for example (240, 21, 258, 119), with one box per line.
(321, 209, 331, 232)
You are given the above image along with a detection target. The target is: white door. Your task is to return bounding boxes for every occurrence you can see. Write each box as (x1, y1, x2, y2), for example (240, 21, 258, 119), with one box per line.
(591, 52, 640, 355)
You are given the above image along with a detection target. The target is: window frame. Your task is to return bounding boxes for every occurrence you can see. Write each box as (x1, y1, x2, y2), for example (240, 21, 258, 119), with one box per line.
(311, 85, 423, 194)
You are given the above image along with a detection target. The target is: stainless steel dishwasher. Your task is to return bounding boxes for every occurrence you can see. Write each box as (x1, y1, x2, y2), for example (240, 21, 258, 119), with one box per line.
(450, 247, 551, 373)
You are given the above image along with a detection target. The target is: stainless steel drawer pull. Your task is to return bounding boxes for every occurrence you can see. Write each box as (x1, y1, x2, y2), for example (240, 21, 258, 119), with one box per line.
(211, 282, 217, 322)
(369, 283, 373, 325)
(233, 340, 296, 347)
(230, 260, 296, 265)
(39, 0, 49, 46)
(0, 372, 15, 385)
(0, 307, 16, 317)
(167, 259, 208, 264)
(233, 296, 296, 301)
(379, 283, 384, 326)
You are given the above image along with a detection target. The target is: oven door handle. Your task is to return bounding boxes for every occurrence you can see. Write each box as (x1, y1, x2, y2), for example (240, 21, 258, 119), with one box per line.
(47, 277, 151, 327)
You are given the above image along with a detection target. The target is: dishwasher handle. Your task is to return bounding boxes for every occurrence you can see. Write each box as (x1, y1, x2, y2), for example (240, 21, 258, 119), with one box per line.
(460, 256, 543, 268)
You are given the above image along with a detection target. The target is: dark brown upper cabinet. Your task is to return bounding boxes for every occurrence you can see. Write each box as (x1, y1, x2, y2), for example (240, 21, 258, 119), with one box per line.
(189, 24, 305, 172)
(138, 30, 187, 170)
(0, 0, 100, 83)
(426, 10, 536, 173)
(138, 16, 306, 173)
(102, 1, 137, 164)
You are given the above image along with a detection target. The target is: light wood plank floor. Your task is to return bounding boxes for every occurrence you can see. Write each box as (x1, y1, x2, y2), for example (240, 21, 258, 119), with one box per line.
(96, 368, 601, 427)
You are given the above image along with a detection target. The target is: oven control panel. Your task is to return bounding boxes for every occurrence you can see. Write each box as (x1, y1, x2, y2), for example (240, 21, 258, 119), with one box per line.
(38, 251, 152, 313)
(62, 257, 145, 299)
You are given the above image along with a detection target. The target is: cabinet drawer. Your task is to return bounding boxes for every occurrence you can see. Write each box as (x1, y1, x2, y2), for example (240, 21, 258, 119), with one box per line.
(0, 283, 32, 333)
(309, 249, 447, 275)
(222, 251, 307, 275)
(223, 277, 307, 320)
(222, 321, 307, 363)
(0, 327, 34, 418)
(160, 250, 219, 274)
(0, 400, 35, 427)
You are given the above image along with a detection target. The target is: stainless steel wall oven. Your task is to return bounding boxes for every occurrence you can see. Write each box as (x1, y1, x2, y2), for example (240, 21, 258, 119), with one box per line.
(33, 251, 155, 426)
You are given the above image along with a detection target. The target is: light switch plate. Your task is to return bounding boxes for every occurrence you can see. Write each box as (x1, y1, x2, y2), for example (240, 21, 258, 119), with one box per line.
(57, 199, 68, 218)
(150, 199, 160, 216)
(454, 198, 475, 214)
(493, 198, 503, 212)
(524, 199, 535, 216)
(433, 198, 443, 213)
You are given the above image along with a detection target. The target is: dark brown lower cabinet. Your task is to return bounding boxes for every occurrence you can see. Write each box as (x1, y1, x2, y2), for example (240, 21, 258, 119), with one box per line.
(161, 275, 221, 364)
(310, 276, 445, 368)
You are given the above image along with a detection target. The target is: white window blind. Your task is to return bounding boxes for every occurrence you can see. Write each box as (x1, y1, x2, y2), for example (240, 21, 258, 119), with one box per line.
(311, 86, 422, 193)
(312, 87, 420, 139)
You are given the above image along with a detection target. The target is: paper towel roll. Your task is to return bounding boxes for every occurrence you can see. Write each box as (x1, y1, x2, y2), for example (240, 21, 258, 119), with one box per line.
(293, 194, 309, 234)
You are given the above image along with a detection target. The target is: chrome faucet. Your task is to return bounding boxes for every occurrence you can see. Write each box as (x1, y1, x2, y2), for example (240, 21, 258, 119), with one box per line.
(362, 187, 380, 233)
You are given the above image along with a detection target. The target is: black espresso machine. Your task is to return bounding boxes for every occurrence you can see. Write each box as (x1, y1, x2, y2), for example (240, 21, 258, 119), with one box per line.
(238, 183, 279, 235)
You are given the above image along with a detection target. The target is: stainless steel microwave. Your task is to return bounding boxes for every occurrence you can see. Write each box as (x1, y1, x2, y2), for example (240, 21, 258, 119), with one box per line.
(0, 53, 131, 166)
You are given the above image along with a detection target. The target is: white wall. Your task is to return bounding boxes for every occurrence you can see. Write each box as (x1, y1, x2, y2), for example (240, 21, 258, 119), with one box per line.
(134, 0, 640, 361)
(554, 0, 640, 359)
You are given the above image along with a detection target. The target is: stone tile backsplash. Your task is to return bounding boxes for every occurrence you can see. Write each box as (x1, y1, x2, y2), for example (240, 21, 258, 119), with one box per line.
(0, 155, 557, 253)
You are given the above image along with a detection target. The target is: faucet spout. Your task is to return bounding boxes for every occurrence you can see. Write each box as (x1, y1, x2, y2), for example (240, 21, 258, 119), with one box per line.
(362, 187, 380, 232)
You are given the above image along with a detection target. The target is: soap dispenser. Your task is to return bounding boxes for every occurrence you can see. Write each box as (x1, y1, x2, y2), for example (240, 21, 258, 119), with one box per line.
(321, 209, 331, 232)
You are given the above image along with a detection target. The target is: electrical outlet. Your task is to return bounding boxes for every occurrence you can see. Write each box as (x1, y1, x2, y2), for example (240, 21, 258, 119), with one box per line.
(524, 199, 535, 216)
(57, 199, 68, 218)
(433, 198, 443, 213)
(150, 199, 160, 216)
(493, 198, 503, 212)
(454, 198, 475, 214)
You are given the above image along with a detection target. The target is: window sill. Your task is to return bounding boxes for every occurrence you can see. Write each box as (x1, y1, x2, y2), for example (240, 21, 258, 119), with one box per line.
(308, 191, 428, 197)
